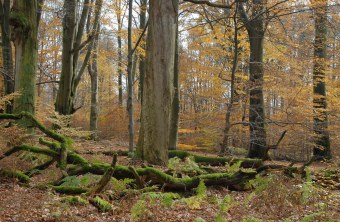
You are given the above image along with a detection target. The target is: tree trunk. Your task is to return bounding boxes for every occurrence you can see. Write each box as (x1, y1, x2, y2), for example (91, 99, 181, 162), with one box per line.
(239, 1, 267, 159)
(0, 0, 14, 113)
(88, 26, 100, 140)
(137, 0, 178, 165)
(138, 0, 147, 103)
(127, 0, 134, 152)
(117, 0, 123, 106)
(221, 8, 239, 154)
(56, 0, 102, 115)
(169, 1, 180, 150)
(55, 0, 77, 115)
(312, 0, 331, 159)
(12, 0, 39, 124)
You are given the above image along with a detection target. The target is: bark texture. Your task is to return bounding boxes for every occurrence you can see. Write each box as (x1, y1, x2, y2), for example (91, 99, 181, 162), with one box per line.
(137, 0, 178, 165)
(312, 0, 331, 159)
(11, 0, 39, 123)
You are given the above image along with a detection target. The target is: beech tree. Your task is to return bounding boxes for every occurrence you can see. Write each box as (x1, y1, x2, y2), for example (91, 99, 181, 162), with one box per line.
(137, 0, 178, 165)
(0, 0, 14, 113)
(11, 0, 40, 122)
(239, 0, 268, 159)
(56, 0, 102, 115)
(312, 0, 331, 159)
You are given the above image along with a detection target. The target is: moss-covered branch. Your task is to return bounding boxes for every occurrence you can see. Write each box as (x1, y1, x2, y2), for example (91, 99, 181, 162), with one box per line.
(0, 169, 31, 183)
(169, 150, 263, 168)
(0, 144, 58, 161)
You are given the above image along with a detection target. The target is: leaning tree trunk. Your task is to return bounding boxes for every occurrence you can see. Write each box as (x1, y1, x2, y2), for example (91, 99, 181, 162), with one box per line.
(0, 0, 14, 113)
(239, 1, 267, 159)
(312, 0, 331, 159)
(11, 0, 39, 124)
(137, 0, 178, 165)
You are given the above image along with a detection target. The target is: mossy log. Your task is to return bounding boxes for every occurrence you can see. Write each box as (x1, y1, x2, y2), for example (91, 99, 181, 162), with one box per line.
(0, 169, 31, 183)
(51, 185, 89, 194)
(89, 196, 112, 212)
(169, 150, 263, 168)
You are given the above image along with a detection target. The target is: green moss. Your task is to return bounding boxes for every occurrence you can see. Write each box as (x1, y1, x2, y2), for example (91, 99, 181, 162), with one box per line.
(169, 150, 263, 168)
(52, 185, 89, 194)
(0, 169, 31, 183)
(10, 11, 30, 30)
(91, 196, 112, 212)
(61, 196, 88, 205)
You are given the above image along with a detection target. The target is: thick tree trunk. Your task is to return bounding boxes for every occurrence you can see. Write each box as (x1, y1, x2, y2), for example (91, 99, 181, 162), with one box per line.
(239, 1, 267, 159)
(56, 0, 77, 115)
(312, 0, 331, 159)
(137, 0, 178, 165)
(169, 2, 180, 150)
(56, 0, 102, 115)
(247, 29, 267, 159)
(12, 0, 38, 123)
(0, 0, 14, 113)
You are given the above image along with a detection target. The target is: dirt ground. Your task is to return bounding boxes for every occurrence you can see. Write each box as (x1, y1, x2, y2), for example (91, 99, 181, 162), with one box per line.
(0, 139, 339, 222)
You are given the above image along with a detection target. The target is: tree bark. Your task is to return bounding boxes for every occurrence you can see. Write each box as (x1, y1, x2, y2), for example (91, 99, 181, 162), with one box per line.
(127, 0, 134, 152)
(0, 0, 14, 113)
(56, 0, 102, 115)
(138, 0, 147, 103)
(11, 0, 39, 124)
(169, 0, 180, 150)
(312, 0, 331, 159)
(116, 0, 123, 106)
(88, 26, 100, 140)
(239, 1, 267, 159)
(55, 0, 77, 115)
(137, 0, 178, 165)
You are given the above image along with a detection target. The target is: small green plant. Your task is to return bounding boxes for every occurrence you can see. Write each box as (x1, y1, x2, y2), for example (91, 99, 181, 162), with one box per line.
(142, 192, 181, 207)
(300, 212, 322, 222)
(61, 196, 88, 205)
(245, 174, 273, 205)
(183, 180, 207, 209)
(131, 199, 152, 221)
(225, 160, 242, 173)
(214, 195, 236, 222)
(300, 167, 315, 204)
(111, 178, 134, 191)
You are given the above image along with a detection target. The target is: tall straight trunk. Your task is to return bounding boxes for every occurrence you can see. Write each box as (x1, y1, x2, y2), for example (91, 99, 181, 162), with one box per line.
(117, 1, 123, 106)
(88, 26, 100, 140)
(221, 7, 239, 153)
(169, 1, 180, 150)
(239, 1, 267, 159)
(12, 0, 39, 123)
(312, 0, 331, 159)
(0, 0, 14, 113)
(137, 0, 177, 165)
(138, 0, 147, 103)
(127, 0, 134, 152)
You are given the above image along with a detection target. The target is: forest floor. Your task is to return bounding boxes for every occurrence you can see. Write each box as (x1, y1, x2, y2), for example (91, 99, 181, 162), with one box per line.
(0, 138, 339, 222)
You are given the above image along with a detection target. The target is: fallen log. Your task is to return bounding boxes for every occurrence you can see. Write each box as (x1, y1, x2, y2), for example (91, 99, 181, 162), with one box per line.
(169, 150, 263, 168)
